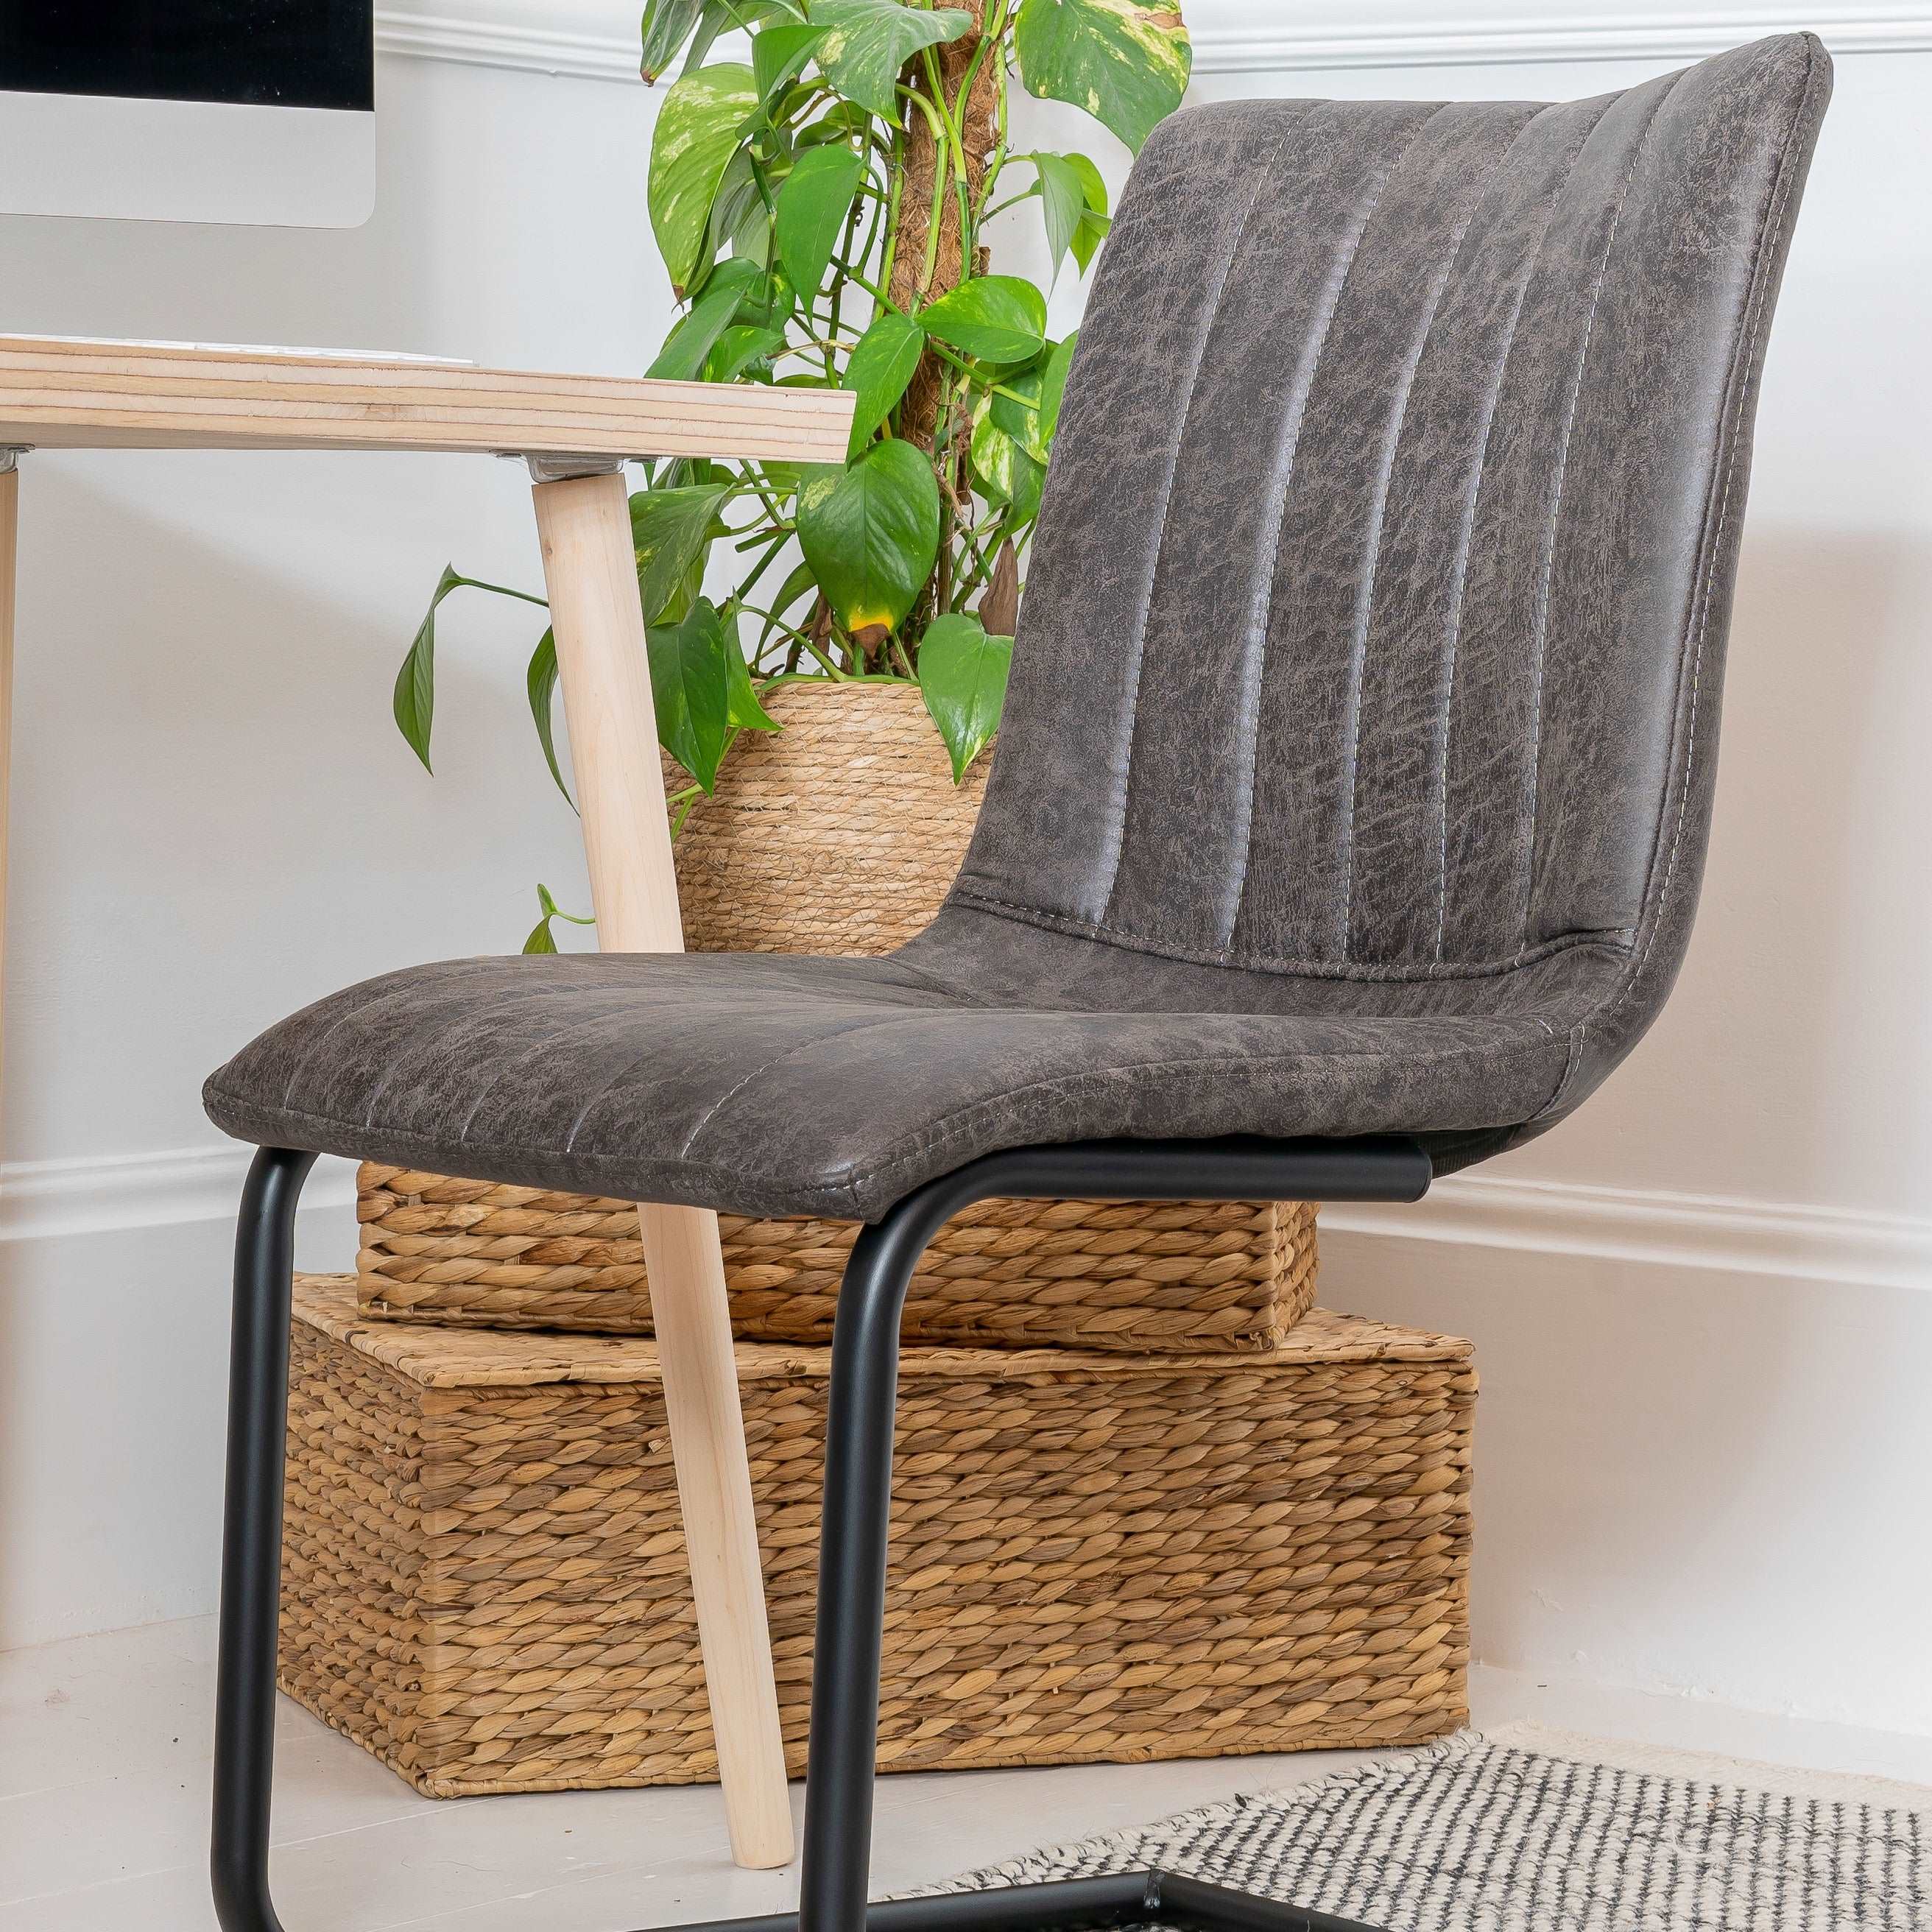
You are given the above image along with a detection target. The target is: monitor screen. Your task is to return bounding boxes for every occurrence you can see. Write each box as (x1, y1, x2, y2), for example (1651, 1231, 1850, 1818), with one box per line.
(0, 0, 375, 226)
(0, 2, 371, 111)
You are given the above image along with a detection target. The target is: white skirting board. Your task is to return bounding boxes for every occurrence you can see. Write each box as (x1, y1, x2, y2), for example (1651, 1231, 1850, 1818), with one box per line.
(0, 1146, 355, 1247)
(7, 1140, 1926, 1295)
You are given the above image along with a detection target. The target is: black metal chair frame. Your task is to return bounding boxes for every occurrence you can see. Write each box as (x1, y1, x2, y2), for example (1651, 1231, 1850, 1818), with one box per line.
(213, 1135, 1433, 1932)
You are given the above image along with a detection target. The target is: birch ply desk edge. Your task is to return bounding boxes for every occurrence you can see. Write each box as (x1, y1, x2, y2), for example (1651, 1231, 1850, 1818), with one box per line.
(0, 334, 853, 462)
(0, 335, 854, 1872)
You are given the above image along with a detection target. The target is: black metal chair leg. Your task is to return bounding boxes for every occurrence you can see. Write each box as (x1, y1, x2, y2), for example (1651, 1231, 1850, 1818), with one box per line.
(794, 1140, 1429, 1932)
(211, 1146, 317, 1932)
(799, 1182, 966, 1932)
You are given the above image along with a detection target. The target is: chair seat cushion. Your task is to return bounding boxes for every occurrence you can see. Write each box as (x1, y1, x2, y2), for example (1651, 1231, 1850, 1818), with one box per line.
(203, 949, 1575, 1221)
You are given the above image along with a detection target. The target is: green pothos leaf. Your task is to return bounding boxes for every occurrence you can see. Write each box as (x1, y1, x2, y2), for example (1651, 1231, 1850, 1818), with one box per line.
(649, 63, 758, 295)
(1039, 329, 1079, 445)
(809, 0, 973, 119)
(632, 484, 732, 626)
(842, 310, 926, 456)
(920, 275, 1048, 364)
(731, 264, 798, 334)
(1029, 152, 1087, 282)
(970, 396, 1020, 496)
(1010, 446, 1046, 521)
(1065, 152, 1112, 269)
(796, 439, 942, 634)
(704, 147, 764, 272)
(524, 627, 575, 809)
(648, 596, 737, 789)
(990, 364, 1048, 461)
(972, 396, 1046, 520)
(796, 100, 873, 147)
(641, 0, 707, 81)
(682, 0, 798, 80)
(775, 142, 866, 301)
(392, 565, 459, 772)
(724, 614, 782, 730)
(918, 613, 1012, 782)
(522, 881, 596, 956)
(969, 400, 1011, 500)
(1013, 0, 1192, 155)
(752, 20, 831, 110)
(645, 257, 761, 379)
(706, 323, 788, 383)
(392, 565, 549, 774)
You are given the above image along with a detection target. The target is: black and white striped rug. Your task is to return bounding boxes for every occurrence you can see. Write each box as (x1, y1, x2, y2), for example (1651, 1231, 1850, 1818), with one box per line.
(939, 1727, 1929, 1930)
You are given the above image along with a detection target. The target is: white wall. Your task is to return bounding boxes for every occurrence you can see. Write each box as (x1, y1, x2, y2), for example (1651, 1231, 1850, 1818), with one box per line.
(3, 1, 1931, 1743)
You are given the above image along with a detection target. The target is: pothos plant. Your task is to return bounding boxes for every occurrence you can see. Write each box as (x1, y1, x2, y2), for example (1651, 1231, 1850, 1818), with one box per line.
(392, 0, 1191, 951)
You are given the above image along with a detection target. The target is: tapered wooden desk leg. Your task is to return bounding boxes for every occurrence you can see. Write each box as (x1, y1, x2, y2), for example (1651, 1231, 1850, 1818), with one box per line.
(532, 468, 794, 1872)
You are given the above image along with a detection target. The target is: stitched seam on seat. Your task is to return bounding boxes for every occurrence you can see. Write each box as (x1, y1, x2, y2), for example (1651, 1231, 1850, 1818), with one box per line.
(562, 1032, 713, 1152)
(1432, 102, 1613, 962)
(951, 882, 1632, 982)
(1091, 120, 1295, 927)
(350, 979, 630, 1124)
(274, 961, 515, 1109)
(442, 995, 664, 1143)
(676, 1012, 949, 1158)
(461, 972, 941, 1150)
(1336, 119, 1520, 958)
(1216, 108, 1443, 951)
(1514, 72, 1682, 947)
(1548, 38, 1822, 1115)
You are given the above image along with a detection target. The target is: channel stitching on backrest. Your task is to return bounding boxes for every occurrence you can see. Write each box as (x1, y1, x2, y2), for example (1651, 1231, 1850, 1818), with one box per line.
(955, 35, 1827, 1012)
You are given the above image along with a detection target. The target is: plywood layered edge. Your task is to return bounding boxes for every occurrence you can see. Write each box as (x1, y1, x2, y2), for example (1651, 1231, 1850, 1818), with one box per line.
(0, 336, 854, 462)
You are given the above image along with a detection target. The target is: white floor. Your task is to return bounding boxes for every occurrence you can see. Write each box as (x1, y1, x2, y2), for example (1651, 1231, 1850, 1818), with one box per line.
(4, 1619, 1930, 1932)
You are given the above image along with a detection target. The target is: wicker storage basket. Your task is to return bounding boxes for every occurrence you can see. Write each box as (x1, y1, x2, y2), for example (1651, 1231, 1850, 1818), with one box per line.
(358, 1167, 1319, 1351)
(283, 1275, 1473, 1798)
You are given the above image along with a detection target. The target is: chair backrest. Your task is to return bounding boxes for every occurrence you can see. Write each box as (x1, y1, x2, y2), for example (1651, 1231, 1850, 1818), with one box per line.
(956, 36, 1828, 1026)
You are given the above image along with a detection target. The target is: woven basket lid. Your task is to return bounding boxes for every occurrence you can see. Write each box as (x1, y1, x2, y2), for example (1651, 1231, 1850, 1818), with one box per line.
(295, 1275, 1470, 1391)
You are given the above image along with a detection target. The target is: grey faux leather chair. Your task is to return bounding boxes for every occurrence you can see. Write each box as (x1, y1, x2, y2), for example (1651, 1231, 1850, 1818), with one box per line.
(202, 33, 1830, 1932)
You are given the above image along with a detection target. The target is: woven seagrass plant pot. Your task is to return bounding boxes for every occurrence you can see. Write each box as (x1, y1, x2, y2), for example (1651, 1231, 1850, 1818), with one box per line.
(668, 680, 986, 953)
(359, 682, 1319, 1353)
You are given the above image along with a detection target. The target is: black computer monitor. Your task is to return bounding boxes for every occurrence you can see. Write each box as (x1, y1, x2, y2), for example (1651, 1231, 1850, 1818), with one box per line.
(0, 1, 375, 226)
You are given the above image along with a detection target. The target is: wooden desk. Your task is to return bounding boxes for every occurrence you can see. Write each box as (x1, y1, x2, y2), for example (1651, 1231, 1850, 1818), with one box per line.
(0, 334, 853, 1871)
